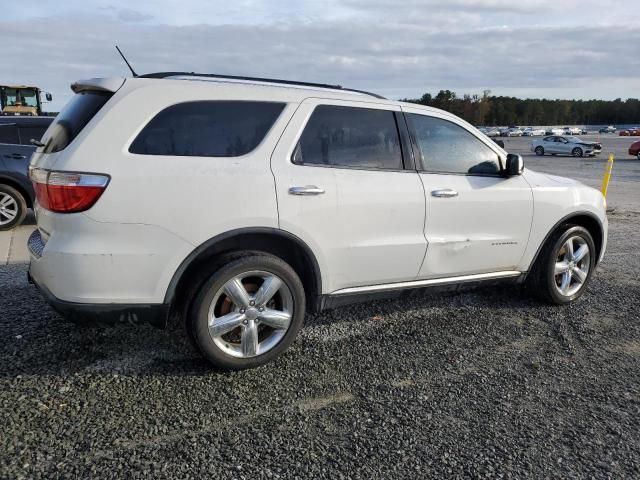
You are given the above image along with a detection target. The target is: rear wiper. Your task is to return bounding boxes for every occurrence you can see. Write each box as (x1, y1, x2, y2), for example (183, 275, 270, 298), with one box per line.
(30, 139, 45, 147)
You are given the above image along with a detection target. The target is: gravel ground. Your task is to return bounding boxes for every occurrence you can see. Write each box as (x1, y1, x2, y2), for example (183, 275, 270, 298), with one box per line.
(1, 140, 639, 478)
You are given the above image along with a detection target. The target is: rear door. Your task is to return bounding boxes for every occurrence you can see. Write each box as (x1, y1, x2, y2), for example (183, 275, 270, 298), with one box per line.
(555, 136, 571, 154)
(271, 98, 427, 294)
(402, 107, 533, 278)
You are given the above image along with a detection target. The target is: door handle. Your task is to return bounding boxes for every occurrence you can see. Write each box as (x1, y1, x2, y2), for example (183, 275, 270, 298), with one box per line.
(431, 189, 458, 198)
(289, 185, 325, 196)
(5, 153, 26, 159)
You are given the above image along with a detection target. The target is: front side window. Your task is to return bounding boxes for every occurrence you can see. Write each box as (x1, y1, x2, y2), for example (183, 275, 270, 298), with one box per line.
(407, 114, 501, 175)
(0, 124, 19, 144)
(130, 101, 285, 157)
(19, 126, 48, 145)
(293, 105, 403, 170)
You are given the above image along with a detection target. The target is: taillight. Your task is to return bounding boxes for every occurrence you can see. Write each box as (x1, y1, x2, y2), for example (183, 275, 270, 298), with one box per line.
(29, 168, 110, 213)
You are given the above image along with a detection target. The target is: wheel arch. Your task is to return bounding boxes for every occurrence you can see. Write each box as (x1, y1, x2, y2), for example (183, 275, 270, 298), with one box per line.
(0, 176, 32, 208)
(525, 211, 604, 276)
(165, 227, 323, 317)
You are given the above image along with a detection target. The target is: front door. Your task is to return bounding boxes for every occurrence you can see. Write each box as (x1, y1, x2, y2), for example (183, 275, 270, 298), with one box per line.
(402, 106, 534, 279)
(271, 99, 427, 294)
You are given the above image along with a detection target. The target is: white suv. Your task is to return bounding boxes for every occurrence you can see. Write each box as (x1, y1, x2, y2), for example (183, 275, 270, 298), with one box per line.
(27, 73, 608, 370)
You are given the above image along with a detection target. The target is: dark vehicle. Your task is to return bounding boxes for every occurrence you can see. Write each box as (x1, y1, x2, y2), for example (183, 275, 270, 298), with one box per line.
(0, 116, 52, 230)
(629, 140, 640, 160)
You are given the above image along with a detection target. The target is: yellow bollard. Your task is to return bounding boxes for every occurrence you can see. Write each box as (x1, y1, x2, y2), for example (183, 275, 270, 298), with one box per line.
(600, 153, 614, 197)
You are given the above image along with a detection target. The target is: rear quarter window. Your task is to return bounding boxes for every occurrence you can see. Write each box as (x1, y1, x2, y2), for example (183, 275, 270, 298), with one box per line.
(129, 101, 285, 157)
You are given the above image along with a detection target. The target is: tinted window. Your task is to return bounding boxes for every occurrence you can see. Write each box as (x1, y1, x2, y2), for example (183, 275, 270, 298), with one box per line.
(0, 124, 19, 144)
(293, 105, 403, 170)
(408, 114, 500, 175)
(19, 126, 48, 145)
(130, 101, 285, 157)
(40, 91, 112, 153)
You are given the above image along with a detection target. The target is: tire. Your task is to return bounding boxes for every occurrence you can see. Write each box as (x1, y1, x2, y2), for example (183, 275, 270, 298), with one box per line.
(0, 184, 27, 231)
(637, 153, 640, 161)
(528, 225, 596, 305)
(535, 146, 544, 156)
(188, 253, 306, 370)
(572, 147, 583, 157)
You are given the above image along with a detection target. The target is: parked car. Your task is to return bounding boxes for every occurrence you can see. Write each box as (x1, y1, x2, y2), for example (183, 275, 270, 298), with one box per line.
(485, 128, 501, 137)
(545, 128, 565, 136)
(629, 140, 640, 159)
(522, 128, 545, 136)
(504, 128, 523, 137)
(531, 136, 602, 157)
(599, 126, 616, 134)
(563, 127, 582, 135)
(28, 73, 608, 370)
(619, 128, 640, 137)
(0, 116, 52, 230)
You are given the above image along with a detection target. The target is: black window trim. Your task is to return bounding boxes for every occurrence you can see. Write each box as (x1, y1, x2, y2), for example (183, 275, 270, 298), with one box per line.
(128, 100, 287, 158)
(289, 104, 414, 173)
(404, 111, 506, 178)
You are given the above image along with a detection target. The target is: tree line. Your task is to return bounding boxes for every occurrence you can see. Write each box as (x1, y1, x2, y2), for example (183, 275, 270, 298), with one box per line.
(402, 90, 640, 126)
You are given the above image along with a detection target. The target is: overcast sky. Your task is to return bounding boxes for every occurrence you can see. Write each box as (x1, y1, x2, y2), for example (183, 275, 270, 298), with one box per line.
(2, 0, 638, 110)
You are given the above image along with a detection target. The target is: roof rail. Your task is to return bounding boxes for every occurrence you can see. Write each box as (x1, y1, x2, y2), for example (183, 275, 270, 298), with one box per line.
(137, 71, 386, 100)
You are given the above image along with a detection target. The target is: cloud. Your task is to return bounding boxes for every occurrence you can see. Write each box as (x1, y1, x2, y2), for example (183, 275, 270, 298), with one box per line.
(0, 5, 637, 111)
(116, 9, 153, 23)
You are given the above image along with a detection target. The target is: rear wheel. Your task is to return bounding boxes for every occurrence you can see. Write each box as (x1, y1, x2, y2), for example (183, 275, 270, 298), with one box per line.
(572, 147, 583, 157)
(535, 146, 544, 156)
(529, 225, 596, 304)
(0, 185, 27, 231)
(188, 253, 306, 370)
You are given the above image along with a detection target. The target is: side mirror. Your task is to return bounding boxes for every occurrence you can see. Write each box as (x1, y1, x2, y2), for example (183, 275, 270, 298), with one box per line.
(504, 154, 524, 176)
(45, 92, 53, 102)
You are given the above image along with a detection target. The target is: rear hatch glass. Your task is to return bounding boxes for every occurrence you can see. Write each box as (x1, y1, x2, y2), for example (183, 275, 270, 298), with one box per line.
(38, 91, 112, 153)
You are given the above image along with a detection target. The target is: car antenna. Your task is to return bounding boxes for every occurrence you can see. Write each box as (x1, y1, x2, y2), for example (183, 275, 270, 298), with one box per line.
(115, 45, 138, 77)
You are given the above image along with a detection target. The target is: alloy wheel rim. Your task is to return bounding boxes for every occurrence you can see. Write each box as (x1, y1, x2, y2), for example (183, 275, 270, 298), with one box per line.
(0, 193, 18, 225)
(207, 270, 293, 358)
(554, 235, 590, 297)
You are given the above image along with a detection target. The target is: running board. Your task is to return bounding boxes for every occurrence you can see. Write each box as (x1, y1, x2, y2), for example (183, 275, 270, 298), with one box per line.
(330, 271, 523, 296)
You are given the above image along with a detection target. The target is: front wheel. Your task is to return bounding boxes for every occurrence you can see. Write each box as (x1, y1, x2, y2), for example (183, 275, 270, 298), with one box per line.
(189, 253, 306, 370)
(535, 146, 544, 156)
(572, 147, 584, 157)
(0, 184, 27, 231)
(529, 225, 596, 304)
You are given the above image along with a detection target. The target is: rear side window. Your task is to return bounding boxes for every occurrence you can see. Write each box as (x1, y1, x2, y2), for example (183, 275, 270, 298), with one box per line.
(40, 91, 112, 153)
(407, 114, 500, 175)
(129, 101, 285, 157)
(293, 105, 403, 170)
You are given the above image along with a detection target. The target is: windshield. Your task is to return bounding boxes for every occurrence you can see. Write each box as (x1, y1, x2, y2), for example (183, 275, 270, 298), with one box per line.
(566, 136, 582, 143)
(1, 88, 39, 107)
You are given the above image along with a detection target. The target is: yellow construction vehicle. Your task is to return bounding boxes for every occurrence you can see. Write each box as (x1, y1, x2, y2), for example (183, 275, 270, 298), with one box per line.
(0, 85, 52, 116)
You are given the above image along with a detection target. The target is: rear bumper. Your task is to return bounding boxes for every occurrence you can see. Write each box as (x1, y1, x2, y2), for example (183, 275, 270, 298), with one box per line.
(28, 268, 169, 327)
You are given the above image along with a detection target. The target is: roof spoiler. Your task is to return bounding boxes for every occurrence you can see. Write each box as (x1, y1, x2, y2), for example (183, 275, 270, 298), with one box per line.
(71, 77, 126, 94)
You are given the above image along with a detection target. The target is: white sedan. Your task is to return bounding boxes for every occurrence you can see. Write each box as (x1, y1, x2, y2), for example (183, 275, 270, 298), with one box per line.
(531, 136, 602, 157)
(522, 128, 546, 136)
